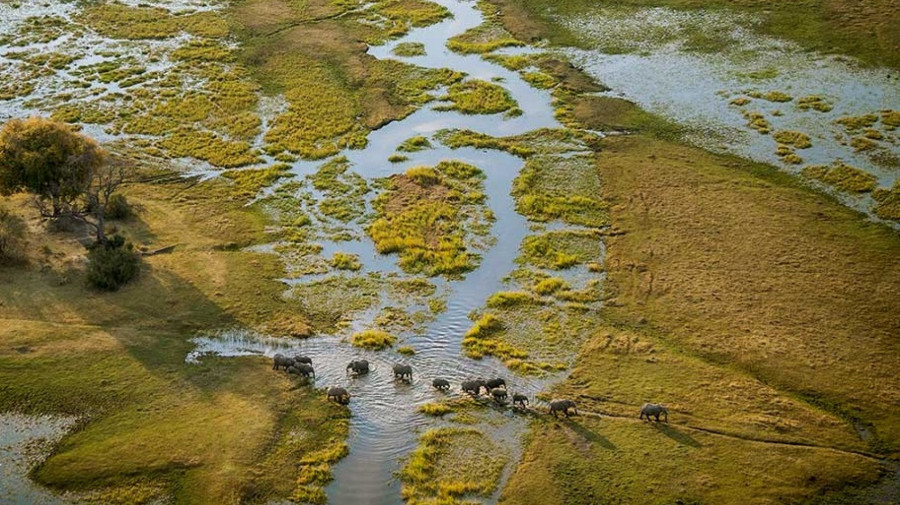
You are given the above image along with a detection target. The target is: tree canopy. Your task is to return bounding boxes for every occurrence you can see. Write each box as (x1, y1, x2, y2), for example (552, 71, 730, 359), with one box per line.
(0, 117, 106, 217)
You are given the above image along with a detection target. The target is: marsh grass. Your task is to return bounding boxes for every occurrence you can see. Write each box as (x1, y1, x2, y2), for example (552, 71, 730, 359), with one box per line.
(350, 329, 397, 350)
(741, 110, 771, 134)
(512, 155, 609, 227)
(802, 162, 878, 193)
(399, 427, 508, 503)
(397, 135, 433, 152)
(221, 163, 293, 198)
(367, 162, 491, 276)
(436, 80, 518, 115)
(796, 95, 833, 113)
(772, 130, 812, 149)
(519, 230, 604, 269)
(393, 42, 426, 57)
(872, 180, 900, 221)
(330, 252, 362, 271)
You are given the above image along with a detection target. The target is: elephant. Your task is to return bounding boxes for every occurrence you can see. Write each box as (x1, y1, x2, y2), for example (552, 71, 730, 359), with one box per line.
(272, 353, 294, 371)
(491, 388, 508, 403)
(393, 364, 413, 382)
(549, 399, 578, 418)
(293, 355, 312, 365)
(347, 360, 371, 375)
(512, 393, 529, 408)
(485, 378, 506, 390)
(327, 386, 350, 405)
(640, 403, 668, 423)
(289, 363, 315, 379)
(432, 378, 451, 391)
(461, 379, 486, 396)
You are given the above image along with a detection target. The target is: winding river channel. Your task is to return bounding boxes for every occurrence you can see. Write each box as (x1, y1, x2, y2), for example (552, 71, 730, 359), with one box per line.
(187, 1, 588, 504)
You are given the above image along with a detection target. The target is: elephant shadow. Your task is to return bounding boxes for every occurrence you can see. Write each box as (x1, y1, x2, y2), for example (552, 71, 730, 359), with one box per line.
(652, 423, 702, 448)
(562, 418, 617, 450)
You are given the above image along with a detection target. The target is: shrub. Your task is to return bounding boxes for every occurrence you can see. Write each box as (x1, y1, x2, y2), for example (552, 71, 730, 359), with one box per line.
(86, 235, 140, 291)
(397, 346, 416, 355)
(105, 193, 133, 220)
(0, 204, 27, 262)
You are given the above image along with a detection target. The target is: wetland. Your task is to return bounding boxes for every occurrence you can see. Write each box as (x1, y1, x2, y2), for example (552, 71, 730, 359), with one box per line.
(1, 0, 899, 504)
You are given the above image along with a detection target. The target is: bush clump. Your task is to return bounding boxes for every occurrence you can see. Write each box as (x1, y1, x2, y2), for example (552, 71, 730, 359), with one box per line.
(86, 235, 141, 291)
(105, 193, 133, 220)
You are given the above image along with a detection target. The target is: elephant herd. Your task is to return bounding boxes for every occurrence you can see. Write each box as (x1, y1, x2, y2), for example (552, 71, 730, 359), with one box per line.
(271, 353, 669, 422)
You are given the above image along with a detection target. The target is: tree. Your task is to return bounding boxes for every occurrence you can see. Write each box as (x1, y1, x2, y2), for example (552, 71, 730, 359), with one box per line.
(0, 117, 105, 218)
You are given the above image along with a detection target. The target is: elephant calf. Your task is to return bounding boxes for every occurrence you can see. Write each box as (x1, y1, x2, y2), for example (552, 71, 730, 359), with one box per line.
(393, 364, 413, 382)
(512, 393, 529, 408)
(549, 399, 577, 418)
(288, 363, 315, 379)
(491, 389, 508, 404)
(640, 403, 668, 423)
(327, 386, 350, 405)
(272, 353, 294, 371)
(293, 355, 312, 365)
(432, 378, 451, 391)
(347, 359, 370, 375)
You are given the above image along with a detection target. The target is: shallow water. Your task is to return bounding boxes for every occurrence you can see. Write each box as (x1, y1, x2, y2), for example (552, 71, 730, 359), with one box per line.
(0, 413, 78, 505)
(559, 6, 900, 221)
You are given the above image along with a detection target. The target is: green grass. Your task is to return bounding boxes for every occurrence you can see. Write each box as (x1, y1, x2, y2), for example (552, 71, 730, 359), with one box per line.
(0, 172, 348, 503)
(436, 80, 518, 115)
(350, 329, 397, 350)
(519, 230, 605, 269)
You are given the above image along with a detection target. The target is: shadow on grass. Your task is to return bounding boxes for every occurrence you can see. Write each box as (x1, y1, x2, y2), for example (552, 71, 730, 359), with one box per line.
(652, 422, 703, 448)
(563, 417, 617, 450)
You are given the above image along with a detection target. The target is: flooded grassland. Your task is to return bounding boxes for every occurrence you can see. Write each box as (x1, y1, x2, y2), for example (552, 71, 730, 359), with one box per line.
(1, 0, 900, 504)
